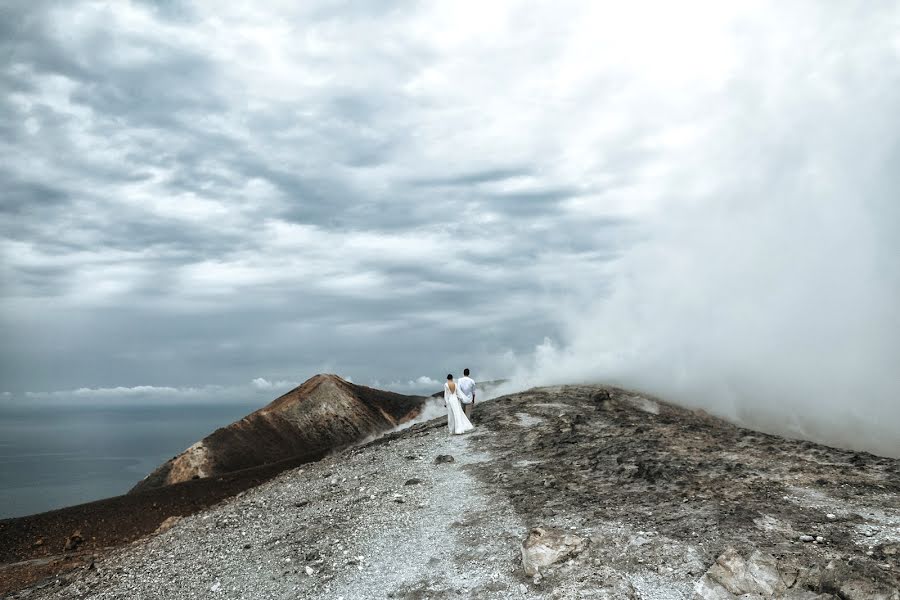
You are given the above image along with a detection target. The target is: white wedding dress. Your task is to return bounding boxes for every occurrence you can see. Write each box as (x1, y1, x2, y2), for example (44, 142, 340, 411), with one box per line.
(444, 382, 475, 435)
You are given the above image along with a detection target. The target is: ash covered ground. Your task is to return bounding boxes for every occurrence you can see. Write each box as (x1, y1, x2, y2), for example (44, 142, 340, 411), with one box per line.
(7, 385, 899, 599)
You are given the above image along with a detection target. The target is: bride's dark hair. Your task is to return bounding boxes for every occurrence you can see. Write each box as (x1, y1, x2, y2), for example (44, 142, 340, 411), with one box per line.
(447, 374, 453, 380)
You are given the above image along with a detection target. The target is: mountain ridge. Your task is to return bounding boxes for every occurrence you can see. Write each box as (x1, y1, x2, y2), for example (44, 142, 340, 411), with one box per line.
(130, 374, 427, 493)
(3, 382, 898, 598)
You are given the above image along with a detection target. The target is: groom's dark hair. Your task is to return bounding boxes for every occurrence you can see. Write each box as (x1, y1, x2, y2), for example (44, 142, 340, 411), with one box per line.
(464, 368, 470, 376)
(447, 374, 453, 380)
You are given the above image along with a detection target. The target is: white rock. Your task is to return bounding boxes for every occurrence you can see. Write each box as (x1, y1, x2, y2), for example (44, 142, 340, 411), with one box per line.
(305, 566, 315, 576)
(816, 536, 825, 543)
(631, 535, 651, 547)
(826, 513, 836, 519)
(695, 547, 785, 598)
(799, 535, 815, 542)
(210, 581, 221, 592)
(521, 527, 586, 576)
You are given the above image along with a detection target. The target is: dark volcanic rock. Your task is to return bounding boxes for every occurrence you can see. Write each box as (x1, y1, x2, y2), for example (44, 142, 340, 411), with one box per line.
(131, 374, 425, 492)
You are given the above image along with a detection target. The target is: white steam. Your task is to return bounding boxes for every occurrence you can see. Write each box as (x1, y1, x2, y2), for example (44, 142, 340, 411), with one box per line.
(495, 3, 900, 457)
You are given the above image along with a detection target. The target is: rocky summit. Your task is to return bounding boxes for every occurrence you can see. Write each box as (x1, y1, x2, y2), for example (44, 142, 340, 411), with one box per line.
(131, 374, 426, 492)
(3, 384, 899, 599)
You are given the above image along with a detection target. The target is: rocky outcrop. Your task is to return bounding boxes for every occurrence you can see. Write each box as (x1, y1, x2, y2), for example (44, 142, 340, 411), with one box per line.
(696, 546, 900, 599)
(695, 547, 807, 599)
(130, 374, 426, 492)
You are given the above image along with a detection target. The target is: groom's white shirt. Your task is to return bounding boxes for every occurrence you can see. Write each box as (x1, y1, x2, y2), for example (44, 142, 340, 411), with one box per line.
(458, 376, 476, 404)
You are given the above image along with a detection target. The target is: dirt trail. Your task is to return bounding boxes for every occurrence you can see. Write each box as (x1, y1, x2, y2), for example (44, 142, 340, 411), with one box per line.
(16, 420, 536, 599)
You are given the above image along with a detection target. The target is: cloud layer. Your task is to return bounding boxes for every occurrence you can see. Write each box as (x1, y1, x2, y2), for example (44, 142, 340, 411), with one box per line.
(4, 0, 622, 392)
(2, 2, 898, 455)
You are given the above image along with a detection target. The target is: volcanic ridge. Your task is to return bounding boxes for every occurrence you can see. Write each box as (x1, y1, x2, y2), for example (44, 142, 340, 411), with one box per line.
(2, 381, 899, 599)
(131, 374, 426, 492)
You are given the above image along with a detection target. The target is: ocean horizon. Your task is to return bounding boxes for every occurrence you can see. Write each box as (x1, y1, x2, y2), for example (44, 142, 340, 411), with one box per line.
(0, 401, 258, 519)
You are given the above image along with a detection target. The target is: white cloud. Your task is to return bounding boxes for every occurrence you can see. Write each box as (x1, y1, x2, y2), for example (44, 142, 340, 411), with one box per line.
(251, 377, 299, 391)
(23, 384, 225, 402)
(1, 0, 897, 460)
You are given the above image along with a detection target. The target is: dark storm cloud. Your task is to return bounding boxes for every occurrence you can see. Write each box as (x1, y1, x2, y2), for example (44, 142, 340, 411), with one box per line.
(0, 175, 69, 216)
(408, 167, 534, 187)
(0, 0, 635, 398)
(0, 4, 92, 83)
(483, 188, 578, 216)
(0, 4, 220, 123)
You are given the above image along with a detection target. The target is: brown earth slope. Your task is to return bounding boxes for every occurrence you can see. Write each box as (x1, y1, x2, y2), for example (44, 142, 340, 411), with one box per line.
(131, 374, 425, 492)
(0, 449, 329, 596)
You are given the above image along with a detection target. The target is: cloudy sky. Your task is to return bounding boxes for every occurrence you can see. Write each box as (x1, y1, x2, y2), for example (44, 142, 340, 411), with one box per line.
(2, 0, 898, 447)
(0, 0, 640, 397)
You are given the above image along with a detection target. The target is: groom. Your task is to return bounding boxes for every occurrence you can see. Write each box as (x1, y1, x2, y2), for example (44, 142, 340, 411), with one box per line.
(458, 368, 476, 418)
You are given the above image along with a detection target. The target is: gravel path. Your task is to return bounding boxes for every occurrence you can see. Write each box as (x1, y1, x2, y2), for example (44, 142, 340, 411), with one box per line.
(326, 431, 530, 599)
(27, 420, 534, 600)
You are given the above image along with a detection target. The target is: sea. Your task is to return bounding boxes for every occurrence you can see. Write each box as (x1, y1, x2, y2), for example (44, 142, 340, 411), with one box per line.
(0, 402, 257, 519)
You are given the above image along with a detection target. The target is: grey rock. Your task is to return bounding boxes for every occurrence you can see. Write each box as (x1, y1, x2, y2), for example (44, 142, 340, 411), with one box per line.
(521, 527, 586, 576)
(695, 547, 787, 598)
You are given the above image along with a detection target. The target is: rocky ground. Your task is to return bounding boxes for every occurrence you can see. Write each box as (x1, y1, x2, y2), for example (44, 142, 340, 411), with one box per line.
(5, 385, 899, 599)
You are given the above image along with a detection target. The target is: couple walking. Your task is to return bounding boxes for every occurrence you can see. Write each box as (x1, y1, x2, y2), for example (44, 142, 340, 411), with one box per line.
(443, 368, 476, 435)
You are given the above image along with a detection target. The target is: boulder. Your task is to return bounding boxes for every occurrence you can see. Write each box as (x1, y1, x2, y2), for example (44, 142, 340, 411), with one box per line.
(63, 530, 84, 552)
(521, 527, 586, 576)
(695, 547, 786, 598)
(694, 547, 850, 599)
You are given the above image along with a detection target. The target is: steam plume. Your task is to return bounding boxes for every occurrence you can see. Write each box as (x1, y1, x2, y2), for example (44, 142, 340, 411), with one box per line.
(495, 3, 900, 458)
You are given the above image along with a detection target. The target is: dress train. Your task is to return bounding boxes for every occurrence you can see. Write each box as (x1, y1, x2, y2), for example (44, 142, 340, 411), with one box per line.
(444, 383, 474, 435)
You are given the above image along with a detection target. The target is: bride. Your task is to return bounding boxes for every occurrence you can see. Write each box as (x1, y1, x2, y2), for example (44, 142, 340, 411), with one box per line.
(444, 374, 474, 435)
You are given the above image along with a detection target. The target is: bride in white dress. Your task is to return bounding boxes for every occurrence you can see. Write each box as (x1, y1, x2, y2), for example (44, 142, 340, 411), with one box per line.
(444, 374, 474, 435)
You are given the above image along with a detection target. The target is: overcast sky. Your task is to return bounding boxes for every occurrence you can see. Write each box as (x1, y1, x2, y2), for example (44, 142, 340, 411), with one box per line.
(2, 1, 898, 419)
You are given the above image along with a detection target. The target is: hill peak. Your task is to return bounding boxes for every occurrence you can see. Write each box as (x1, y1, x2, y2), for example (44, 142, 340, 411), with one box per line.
(130, 374, 427, 493)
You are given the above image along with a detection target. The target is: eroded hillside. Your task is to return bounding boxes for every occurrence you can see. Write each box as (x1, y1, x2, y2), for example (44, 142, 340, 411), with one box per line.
(131, 374, 426, 492)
